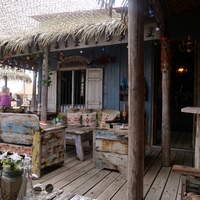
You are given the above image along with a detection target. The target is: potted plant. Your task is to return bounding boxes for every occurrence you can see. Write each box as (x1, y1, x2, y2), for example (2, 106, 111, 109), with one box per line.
(51, 112, 64, 126)
(0, 152, 31, 178)
(0, 152, 32, 199)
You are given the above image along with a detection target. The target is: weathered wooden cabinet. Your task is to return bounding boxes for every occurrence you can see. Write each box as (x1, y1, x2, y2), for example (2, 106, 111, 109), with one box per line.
(93, 129, 128, 175)
(0, 113, 66, 178)
(173, 165, 200, 198)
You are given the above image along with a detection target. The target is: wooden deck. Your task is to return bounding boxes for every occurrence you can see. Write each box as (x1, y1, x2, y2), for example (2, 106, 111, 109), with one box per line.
(33, 145, 194, 200)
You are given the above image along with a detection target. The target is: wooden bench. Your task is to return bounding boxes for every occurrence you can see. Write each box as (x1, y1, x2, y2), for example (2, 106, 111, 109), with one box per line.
(0, 113, 66, 178)
(172, 165, 200, 199)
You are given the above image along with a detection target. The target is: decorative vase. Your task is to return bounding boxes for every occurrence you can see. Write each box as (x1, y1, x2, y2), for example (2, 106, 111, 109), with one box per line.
(17, 168, 37, 200)
(2, 169, 23, 179)
(1, 170, 23, 200)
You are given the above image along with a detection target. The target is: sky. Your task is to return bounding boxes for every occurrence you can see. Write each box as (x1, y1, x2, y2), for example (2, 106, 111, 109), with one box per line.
(114, 0, 123, 7)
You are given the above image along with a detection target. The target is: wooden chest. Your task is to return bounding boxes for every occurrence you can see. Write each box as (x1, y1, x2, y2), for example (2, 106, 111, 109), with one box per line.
(93, 129, 128, 175)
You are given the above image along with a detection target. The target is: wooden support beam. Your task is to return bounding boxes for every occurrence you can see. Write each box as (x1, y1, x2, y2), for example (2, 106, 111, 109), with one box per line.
(127, 0, 144, 199)
(162, 70, 171, 166)
(31, 71, 37, 112)
(41, 46, 49, 122)
(161, 37, 171, 167)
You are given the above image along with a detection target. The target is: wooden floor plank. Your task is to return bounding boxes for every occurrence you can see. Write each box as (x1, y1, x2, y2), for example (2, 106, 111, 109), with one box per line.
(161, 152, 185, 200)
(31, 146, 195, 200)
(144, 148, 161, 174)
(47, 161, 94, 186)
(144, 151, 177, 199)
(54, 163, 95, 189)
(83, 171, 121, 199)
(143, 152, 162, 197)
(71, 170, 111, 197)
(34, 157, 93, 186)
(111, 182, 127, 200)
(145, 166, 171, 200)
(61, 168, 102, 192)
(145, 147, 155, 157)
(95, 174, 126, 200)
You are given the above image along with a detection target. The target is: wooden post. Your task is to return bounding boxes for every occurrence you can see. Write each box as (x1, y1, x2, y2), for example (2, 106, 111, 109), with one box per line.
(161, 37, 171, 166)
(4, 76, 7, 88)
(162, 71, 171, 166)
(41, 46, 49, 122)
(127, 0, 144, 199)
(31, 71, 37, 112)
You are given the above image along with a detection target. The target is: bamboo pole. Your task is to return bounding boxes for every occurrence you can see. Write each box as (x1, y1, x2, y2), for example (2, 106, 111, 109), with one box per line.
(41, 46, 49, 122)
(127, 0, 144, 199)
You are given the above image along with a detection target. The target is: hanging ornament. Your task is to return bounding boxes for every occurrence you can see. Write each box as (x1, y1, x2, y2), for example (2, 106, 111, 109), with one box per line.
(161, 36, 172, 73)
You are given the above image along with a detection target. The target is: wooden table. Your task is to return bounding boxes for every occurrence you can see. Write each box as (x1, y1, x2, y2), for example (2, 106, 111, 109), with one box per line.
(65, 126, 94, 161)
(181, 107, 200, 168)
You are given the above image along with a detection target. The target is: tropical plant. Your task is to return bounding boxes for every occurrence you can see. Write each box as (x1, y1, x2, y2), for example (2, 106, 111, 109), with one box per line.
(50, 112, 64, 125)
(42, 67, 53, 87)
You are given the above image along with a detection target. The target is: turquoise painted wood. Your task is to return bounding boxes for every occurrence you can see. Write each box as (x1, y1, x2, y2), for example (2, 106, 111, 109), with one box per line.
(0, 113, 66, 178)
(0, 113, 40, 145)
(94, 129, 128, 176)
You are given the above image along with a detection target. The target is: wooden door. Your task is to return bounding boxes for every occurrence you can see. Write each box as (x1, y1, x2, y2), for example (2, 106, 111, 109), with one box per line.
(86, 68, 103, 109)
(48, 71, 57, 112)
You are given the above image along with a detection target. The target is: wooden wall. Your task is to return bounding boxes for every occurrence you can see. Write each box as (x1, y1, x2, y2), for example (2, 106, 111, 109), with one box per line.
(39, 42, 153, 135)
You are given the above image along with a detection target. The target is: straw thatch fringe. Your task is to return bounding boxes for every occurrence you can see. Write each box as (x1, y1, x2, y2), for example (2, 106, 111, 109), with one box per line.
(0, 67, 32, 83)
(0, 9, 127, 54)
(1, 19, 127, 53)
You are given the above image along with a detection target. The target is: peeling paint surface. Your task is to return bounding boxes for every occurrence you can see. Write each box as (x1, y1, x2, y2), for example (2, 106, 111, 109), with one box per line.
(0, 113, 40, 145)
(94, 129, 128, 175)
(0, 113, 66, 178)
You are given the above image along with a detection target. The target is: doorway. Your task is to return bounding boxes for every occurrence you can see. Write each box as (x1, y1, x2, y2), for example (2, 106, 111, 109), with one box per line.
(170, 41, 194, 149)
(153, 41, 195, 149)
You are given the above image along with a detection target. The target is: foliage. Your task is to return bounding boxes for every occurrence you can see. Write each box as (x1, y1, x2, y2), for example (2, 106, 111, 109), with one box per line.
(57, 112, 64, 120)
(50, 112, 64, 125)
(0, 152, 31, 172)
(42, 67, 53, 87)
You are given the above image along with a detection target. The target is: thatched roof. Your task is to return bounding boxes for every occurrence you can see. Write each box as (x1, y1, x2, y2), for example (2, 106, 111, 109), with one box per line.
(0, 67, 32, 83)
(0, 0, 126, 53)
